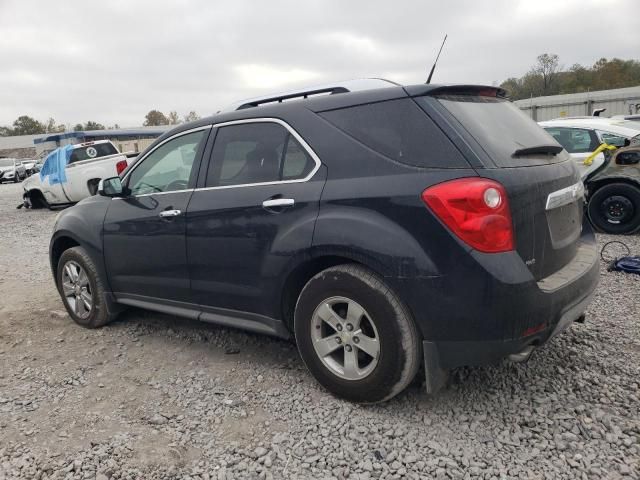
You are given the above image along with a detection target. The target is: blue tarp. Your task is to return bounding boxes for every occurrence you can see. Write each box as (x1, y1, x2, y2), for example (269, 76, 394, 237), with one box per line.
(39, 145, 73, 185)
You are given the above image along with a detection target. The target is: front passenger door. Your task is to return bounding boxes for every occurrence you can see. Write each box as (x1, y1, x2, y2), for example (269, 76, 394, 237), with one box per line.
(103, 128, 209, 304)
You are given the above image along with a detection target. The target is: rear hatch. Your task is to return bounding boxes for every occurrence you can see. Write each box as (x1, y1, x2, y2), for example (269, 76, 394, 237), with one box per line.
(414, 89, 584, 280)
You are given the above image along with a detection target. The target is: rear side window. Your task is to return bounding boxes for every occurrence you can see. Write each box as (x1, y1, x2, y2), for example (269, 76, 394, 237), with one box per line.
(319, 99, 468, 168)
(206, 123, 315, 187)
(69, 142, 118, 163)
(544, 127, 599, 153)
(425, 95, 564, 167)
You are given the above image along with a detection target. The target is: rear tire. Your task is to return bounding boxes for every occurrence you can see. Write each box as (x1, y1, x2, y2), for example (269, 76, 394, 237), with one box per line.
(294, 264, 421, 403)
(56, 247, 117, 328)
(587, 183, 640, 234)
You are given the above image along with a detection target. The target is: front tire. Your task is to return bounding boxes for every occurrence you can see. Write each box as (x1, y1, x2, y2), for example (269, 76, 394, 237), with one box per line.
(56, 247, 117, 328)
(294, 264, 421, 403)
(588, 183, 640, 234)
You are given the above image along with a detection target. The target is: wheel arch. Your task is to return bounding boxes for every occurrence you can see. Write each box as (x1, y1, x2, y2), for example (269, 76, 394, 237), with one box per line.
(586, 175, 640, 197)
(280, 252, 388, 332)
(49, 234, 82, 286)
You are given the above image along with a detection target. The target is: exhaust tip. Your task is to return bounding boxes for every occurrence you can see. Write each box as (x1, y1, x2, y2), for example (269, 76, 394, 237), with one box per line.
(508, 345, 535, 363)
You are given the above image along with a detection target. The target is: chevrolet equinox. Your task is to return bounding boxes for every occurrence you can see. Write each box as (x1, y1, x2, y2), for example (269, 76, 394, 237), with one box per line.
(49, 81, 599, 402)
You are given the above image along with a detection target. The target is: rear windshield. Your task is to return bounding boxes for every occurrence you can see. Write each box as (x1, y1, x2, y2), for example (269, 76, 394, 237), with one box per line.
(0, 159, 15, 167)
(319, 98, 469, 168)
(69, 143, 118, 163)
(422, 95, 564, 167)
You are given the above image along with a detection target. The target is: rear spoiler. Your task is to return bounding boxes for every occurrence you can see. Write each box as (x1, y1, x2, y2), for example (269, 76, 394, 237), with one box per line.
(403, 84, 507, 99)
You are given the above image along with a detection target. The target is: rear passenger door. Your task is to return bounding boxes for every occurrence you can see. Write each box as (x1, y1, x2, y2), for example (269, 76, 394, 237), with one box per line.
(186, 119, 326, 319)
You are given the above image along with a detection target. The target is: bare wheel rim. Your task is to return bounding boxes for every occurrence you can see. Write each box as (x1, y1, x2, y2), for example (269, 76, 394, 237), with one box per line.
(61, 260, 93, 320)
(310, 296, 380, 381)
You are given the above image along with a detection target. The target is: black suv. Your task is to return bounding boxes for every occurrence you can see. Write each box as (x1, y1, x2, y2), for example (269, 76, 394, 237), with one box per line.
(50, 83, 599, 403)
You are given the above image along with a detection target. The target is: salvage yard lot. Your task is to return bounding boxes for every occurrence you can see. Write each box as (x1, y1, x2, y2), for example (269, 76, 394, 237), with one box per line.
(0, 182, 638, 479)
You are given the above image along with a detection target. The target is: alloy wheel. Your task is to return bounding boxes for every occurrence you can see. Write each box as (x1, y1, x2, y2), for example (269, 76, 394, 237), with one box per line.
(310, 296, 380, 380)
(61, 261, 93, 319)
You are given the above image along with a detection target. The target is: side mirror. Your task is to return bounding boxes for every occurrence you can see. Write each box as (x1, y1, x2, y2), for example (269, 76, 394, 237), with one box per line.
(616, 151, 640, 166)
(98, 176, 125, 197)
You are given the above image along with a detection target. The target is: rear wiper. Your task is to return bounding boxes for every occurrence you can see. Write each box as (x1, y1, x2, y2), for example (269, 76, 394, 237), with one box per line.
(513, 145, 563, 156)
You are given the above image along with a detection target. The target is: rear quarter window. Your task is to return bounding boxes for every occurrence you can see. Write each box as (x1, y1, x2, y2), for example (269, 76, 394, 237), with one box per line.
(319, 98, 469, 168)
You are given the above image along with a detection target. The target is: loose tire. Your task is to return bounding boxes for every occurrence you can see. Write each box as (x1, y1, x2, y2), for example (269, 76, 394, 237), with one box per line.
(587, 183, 640, 234)
(294, 264, 421, 403)
(56, 247, 117, 328)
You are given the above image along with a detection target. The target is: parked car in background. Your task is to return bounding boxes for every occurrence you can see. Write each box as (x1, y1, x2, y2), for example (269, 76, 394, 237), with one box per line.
(540, 118, 640, 234)
(21, 159, 38, 176)
(22, 140, 130, 208)
(0, 158, 27, 183)
(49, 81, 598, 403)
(611, 114, 640, 123)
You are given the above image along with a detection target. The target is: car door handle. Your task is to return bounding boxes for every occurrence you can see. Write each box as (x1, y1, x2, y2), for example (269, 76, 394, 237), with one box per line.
(262, 198, 295, 208)
(159, 209, 182, 218)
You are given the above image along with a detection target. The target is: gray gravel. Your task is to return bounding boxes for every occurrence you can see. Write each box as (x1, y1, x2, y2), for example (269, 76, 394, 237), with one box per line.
(0, 181, 638, 479)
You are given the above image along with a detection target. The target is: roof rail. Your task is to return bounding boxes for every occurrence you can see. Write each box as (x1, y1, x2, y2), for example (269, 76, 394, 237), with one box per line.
(221, 78, 400, 112)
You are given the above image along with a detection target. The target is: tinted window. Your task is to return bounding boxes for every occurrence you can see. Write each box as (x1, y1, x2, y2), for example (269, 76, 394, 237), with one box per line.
(206, 123, 315, 187)
(320, 99, 467, 168)
(69, 142, 118, 163)
(128, 130, 205, 195)
(429, 95, 564, 167)
(544, 127, 599, 153)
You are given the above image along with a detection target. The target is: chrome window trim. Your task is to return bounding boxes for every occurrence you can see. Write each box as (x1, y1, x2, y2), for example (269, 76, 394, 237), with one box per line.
(194, 117, 322, 192)
(119, 118, 321, 198)
(114, 188, 195, 200)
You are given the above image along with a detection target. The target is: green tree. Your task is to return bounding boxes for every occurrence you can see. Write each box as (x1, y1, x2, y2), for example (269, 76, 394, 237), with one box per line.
(11, 115, 46, 135)
(143, 110, 169, 126)
(84, 121, 105, 131)
(45, 118, 65, 133)
(73, 123, 84, 131)
(184, 111, 201, 122)
(501, 55, 640, 101)
(168, 111, 180, 125)
(531, 53, 561, 95)
(0, 126, 14, 136)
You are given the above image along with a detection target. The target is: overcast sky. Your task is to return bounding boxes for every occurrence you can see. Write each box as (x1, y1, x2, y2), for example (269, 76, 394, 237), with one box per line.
(1, 0, 638, 128)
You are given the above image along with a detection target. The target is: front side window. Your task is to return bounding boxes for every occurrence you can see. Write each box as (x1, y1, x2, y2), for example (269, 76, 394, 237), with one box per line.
(205, 122, 315, 187)
(544, 127, 598, 153)
(127, 130, 206, 195)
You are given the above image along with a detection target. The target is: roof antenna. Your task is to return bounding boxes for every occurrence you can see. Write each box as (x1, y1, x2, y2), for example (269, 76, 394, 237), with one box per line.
(426, 34, 448, 84)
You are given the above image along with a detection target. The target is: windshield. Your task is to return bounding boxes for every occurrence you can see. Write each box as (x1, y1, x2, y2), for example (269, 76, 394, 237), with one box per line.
(0, 159, 15, 167)
(425, 95, 565, 167)
(69, 143, 118, 163)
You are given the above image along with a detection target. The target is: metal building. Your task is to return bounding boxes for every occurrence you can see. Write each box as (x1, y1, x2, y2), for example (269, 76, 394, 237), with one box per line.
(32, 126, 171, 156)
(514, 86, 640, 121)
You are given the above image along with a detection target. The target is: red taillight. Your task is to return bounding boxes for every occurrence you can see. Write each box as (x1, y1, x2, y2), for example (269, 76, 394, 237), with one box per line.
(116, 160, 127, 175)
(421, 178, 514, 253)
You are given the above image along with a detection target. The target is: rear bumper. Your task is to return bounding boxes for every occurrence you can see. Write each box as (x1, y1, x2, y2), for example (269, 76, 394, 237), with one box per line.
(387, 221, 600, 378)
(423, 286, 595, 372)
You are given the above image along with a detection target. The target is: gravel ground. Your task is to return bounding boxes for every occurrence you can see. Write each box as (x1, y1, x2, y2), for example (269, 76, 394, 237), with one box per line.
(0, 181, 638, 480)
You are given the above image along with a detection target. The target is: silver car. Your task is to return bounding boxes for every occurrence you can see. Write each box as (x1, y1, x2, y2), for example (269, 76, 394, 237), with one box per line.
(0, 158, 27, 183)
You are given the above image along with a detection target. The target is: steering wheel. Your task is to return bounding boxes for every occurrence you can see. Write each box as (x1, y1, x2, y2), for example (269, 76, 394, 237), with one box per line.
(165, 179, 189, 191)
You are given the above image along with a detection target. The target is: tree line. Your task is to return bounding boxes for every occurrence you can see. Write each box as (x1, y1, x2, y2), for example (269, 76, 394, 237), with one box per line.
(500, 55, 640, 100)
(0, 110, 202, 136)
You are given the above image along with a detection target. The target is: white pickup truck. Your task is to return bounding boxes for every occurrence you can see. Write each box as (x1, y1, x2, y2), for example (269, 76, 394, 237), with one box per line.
(23, 140, 131, 208)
